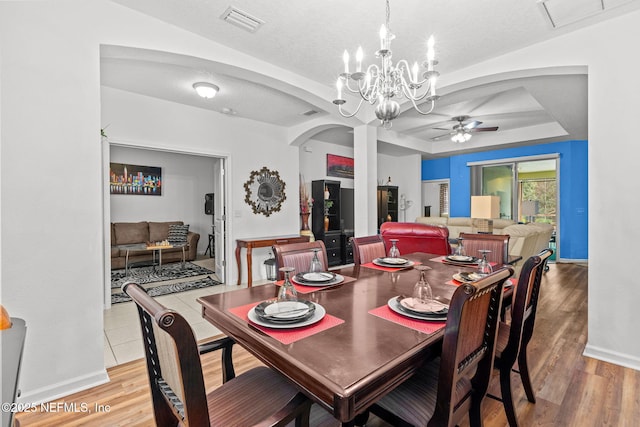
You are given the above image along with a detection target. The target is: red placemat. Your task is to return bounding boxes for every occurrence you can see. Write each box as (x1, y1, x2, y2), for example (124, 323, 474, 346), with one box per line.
(275, 275, 356, 294)
(369, 305, 445, 335)
(228, 302, 344, 345)
(361, 261, 422, 272)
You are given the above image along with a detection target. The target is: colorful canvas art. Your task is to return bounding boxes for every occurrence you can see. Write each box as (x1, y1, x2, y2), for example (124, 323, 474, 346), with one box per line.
(326, 154, 354, 179)
(110, 163, 162, 195)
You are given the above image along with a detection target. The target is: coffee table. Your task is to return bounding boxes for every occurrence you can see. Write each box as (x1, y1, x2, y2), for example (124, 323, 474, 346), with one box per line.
(124, 243, 186, 275)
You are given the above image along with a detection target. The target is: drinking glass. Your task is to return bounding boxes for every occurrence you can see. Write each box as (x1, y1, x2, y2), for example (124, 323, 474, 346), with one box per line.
(277, 267, 298, 301)
(413, 265, 433, 304)
(454, 237, 465, 257)
(477, 250, 493, 277)
(388, 239, 400, 258)
(309, 248, 323, 273)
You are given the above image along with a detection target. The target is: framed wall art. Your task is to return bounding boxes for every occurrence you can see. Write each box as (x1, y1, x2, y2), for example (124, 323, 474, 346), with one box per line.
(110, 163, 162, 195)
(326, 154, 354, 179)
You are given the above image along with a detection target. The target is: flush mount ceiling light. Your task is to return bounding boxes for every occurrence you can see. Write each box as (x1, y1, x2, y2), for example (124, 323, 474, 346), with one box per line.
(333, 0, 440, 128)
(193, 82, 219, 99)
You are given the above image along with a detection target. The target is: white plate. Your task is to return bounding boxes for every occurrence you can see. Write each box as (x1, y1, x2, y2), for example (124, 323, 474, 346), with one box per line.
(248, 303, 326, 329)
(373, 258, 415, 268)
(453, 272, 484, 283)
(292, 274, 344, 287)
(447, 255, 476, 262)
(387, 297, 447, 321)
(380, 257, 409, 265)
(299, 272, 336, 282)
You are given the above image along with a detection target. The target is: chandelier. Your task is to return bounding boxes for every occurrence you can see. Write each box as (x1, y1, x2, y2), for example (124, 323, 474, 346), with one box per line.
(333, 0, 440, 129)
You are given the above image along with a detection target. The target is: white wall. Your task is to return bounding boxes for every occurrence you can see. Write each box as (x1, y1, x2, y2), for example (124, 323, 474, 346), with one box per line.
(378, 153, 422, 223)
(109, 145, 216, 255)
(299, 138, 355, 189)
(2, 0, 640, 406)
(0, 1, 301, 403)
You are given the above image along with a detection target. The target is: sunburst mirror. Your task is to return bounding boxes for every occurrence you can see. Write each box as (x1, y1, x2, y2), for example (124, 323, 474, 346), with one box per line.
(243, 167, 286, 217)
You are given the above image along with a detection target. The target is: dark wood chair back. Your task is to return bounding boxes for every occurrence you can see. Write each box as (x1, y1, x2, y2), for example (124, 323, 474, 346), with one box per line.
(459, 232, 510, 265)
(491, 248, 553, 426)
(272, 240, 329, 280)
(431, 267, 512, 426)
(380, 222, 452, 256)
(350, 235, 386, 265)
(369, 267, 513, 427)
(124, 281, 212, 426)
(123, 282, 312, 427)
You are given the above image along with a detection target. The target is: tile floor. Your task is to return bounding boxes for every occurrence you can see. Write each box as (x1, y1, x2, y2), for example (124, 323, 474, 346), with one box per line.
(103, 257, 270, 368)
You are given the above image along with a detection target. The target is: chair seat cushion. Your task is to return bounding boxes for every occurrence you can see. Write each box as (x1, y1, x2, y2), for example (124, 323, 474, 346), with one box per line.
(374, 357, 471, 426)
(207, 366, 302, 426)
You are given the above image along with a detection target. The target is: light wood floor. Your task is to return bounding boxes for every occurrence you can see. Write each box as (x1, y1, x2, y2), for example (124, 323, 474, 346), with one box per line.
(15, 262, 640, 426)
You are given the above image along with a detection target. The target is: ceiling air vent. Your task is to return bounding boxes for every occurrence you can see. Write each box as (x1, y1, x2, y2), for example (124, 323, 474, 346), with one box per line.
(220, 6, 264, 33)
(301, 110, 319, 116)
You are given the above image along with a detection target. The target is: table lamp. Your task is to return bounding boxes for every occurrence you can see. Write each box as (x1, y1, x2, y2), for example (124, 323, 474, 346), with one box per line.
(471, 195, 500, 234)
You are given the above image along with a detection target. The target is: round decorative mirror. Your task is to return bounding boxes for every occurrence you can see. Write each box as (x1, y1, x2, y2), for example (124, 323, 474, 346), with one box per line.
(243, 167, 286, 216)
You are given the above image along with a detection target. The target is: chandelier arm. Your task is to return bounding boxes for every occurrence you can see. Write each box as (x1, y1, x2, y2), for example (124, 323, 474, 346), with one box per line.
(336, 98, 365, 118)
(343, 78, 363, 94)
(407, 97, 437, 116)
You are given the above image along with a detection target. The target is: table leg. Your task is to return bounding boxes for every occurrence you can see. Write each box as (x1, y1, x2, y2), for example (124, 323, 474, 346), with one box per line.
(235, 243, 242, 285)
(246, 246, 253, 288)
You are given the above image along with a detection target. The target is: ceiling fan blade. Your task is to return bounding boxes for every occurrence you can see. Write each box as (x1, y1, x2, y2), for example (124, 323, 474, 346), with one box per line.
(463, 120, 482, 129)
(433, 127, 451, 131)
(471, 126, 499, 132)
(431, 131, 454, 140)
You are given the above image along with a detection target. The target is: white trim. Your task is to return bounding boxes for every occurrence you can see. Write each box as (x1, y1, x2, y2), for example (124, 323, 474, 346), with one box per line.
(583, 343, 640, 371)
(466, 153, 560, 167)
(17, 370, 109, 406)
(557, 258, 588, 263)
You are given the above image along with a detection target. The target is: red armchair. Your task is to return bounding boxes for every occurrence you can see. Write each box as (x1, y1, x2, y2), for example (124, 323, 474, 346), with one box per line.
(380, 222, 451, 256)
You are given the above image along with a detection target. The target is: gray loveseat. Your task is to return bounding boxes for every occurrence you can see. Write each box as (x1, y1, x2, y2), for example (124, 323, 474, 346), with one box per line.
(110, 221, 200, 270)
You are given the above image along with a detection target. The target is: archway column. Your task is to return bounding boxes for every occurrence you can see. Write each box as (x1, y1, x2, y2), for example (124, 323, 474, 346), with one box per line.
(353, 124, 379, 236)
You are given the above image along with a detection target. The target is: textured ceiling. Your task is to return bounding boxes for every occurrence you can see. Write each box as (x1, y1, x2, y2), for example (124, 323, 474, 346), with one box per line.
(103, 0, 640, 157)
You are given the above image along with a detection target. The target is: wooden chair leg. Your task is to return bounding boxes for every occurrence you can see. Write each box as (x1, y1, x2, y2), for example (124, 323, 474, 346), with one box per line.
(500, 366, 519, 427)
(517, 348, 536, 403)
(469, 396, 484, 427)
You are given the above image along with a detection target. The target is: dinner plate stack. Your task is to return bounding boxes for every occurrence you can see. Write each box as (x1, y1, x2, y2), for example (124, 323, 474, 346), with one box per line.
(248, 299, 327, 328)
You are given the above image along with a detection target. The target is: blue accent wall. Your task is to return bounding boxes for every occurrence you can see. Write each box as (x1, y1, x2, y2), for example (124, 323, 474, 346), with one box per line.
(421, 140, 588, 260)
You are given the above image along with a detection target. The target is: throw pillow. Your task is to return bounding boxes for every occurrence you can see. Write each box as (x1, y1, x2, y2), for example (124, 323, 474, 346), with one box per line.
(167, 224, 189, 245)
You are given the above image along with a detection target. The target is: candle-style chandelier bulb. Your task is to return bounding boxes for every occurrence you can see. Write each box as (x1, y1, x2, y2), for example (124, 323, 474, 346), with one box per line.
(333, 0, 441, 127)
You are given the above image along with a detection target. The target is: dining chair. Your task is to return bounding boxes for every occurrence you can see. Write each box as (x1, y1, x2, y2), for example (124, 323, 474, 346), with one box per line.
(366, 266, 514, 427)
(459, 232, 510, 265)
(380, 222, 452, 256)
(122, 282, 312, 426)
(488, 248, 553, 427)
(272, 240, 329, 280)
(350, 235, 386, 265)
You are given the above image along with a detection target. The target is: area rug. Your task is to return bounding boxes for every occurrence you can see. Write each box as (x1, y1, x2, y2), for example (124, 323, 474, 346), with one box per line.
(111, 262, 214, 289)
(111, 276, 221, 304)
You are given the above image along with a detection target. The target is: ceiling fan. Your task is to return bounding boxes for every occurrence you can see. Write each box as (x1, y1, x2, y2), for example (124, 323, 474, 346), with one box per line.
(431, 115, 499, 142)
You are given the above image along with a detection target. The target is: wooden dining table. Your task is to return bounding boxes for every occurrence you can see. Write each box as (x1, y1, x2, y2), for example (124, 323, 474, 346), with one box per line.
(198, 253, 496, 424)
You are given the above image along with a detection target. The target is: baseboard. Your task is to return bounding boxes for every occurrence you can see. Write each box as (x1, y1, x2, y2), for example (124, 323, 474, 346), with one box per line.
(583, 343, 640, 371)
(17, 369, 109, 406)
(557, 258, 588, 264)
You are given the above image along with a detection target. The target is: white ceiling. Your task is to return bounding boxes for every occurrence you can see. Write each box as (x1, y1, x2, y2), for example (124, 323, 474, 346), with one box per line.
(103, 0, 640, 157)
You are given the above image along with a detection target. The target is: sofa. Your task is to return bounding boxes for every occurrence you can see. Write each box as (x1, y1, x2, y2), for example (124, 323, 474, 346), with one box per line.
(110, 221, 200, 270)
(380, 222, 452, 256)
(415, 216, 554, 275)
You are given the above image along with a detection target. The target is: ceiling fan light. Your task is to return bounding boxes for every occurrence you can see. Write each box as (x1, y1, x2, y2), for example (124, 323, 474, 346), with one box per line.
(451, 129, 471, 143)
(193, 82, 219, 99)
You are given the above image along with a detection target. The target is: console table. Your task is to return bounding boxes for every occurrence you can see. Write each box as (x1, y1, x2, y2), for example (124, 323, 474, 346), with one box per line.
(235, 235, 309, 286)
